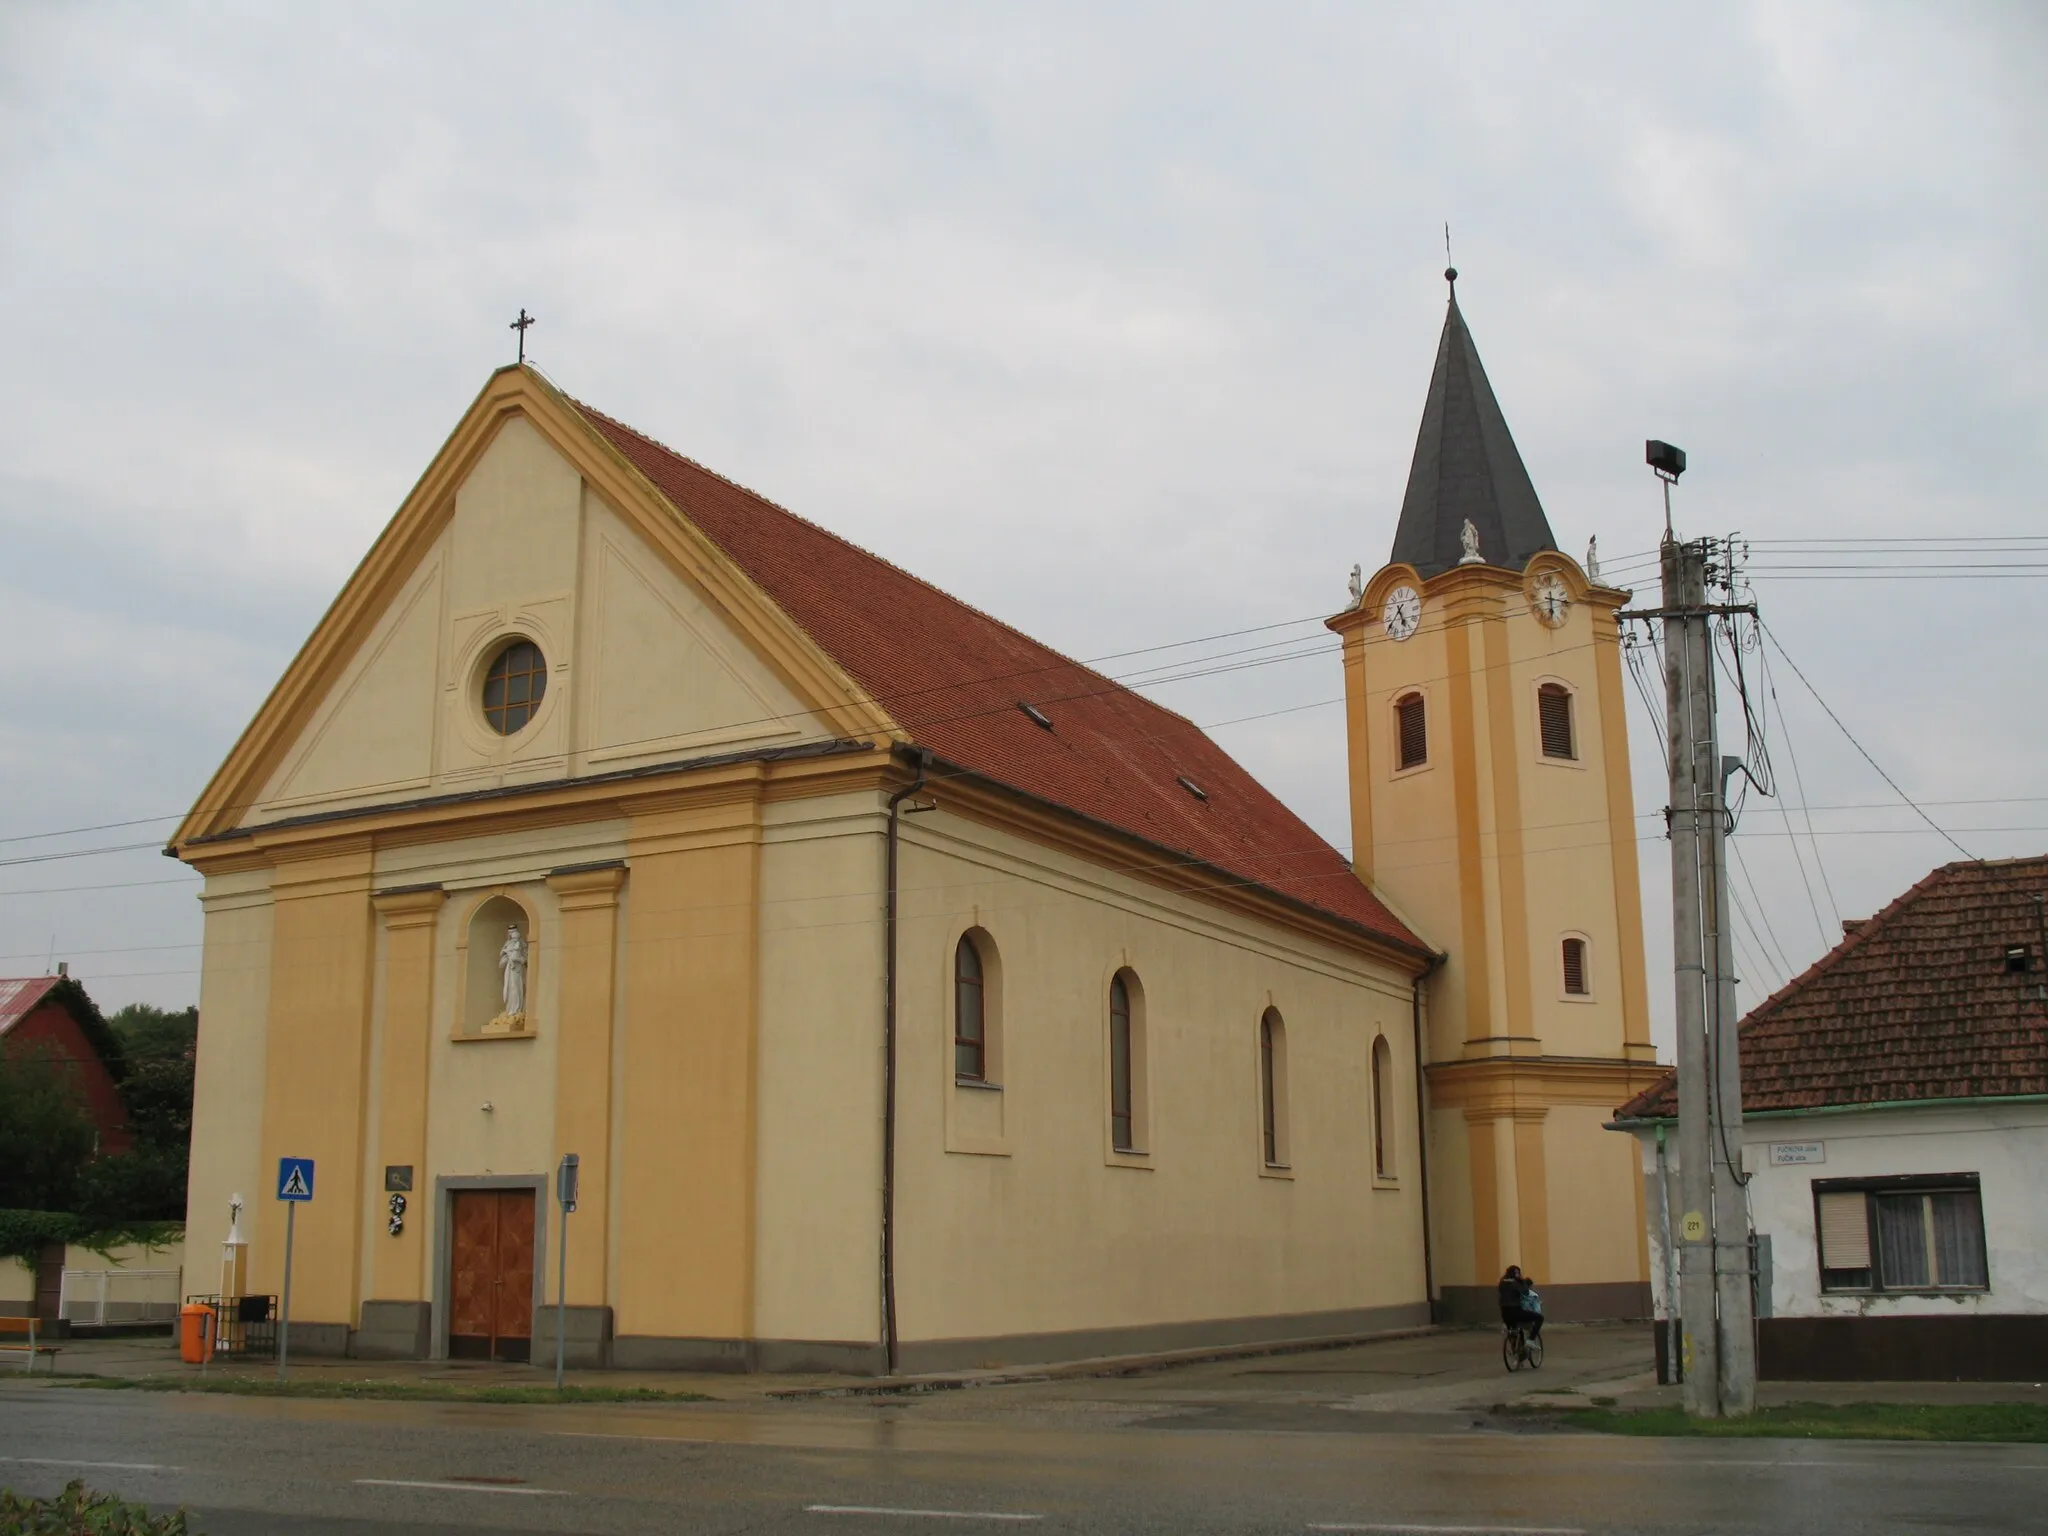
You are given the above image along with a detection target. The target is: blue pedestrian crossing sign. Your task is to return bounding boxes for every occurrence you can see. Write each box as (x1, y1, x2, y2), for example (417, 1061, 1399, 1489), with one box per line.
(277, 1157, 315, 1202)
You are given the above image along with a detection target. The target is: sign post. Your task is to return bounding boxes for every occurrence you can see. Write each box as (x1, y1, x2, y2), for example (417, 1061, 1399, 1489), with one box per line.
(554, 1153, 579, 1391)
(275, 1157, 314, 1384)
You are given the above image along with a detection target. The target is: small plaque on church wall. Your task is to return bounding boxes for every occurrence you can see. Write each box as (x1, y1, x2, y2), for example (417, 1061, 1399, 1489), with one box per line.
(384, 1165, 414, 1193)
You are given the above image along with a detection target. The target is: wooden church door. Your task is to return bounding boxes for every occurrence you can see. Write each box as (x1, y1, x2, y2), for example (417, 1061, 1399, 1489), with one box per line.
(448, 1190, 535, 1361)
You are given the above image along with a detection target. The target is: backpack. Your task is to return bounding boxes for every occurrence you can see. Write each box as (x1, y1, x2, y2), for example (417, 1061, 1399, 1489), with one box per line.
(1523, 1285, 1543, 1317)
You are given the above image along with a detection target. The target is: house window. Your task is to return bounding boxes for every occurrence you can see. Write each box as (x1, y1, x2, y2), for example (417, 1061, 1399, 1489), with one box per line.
(1395, 693, 1427, 771)
(1370, 1035, 1394, 1180)
(1815, 1177, 1989, 1293)
(954, 934, 987, 1081)
(1259, 1008, 1290, 1168)
(483, 640, 548, 735)
(1561, 937, 1589, 996)
(1538, 683, 1575, 760)
(1109, 971, 1140, 1153)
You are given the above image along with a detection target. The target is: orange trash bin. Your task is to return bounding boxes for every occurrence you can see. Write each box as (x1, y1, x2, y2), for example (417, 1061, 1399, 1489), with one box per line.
(178, 1303, 215, 1364)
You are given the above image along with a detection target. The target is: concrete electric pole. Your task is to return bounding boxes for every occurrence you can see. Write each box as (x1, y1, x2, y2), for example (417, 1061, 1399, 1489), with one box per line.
(1649, 442, 1755, 1418)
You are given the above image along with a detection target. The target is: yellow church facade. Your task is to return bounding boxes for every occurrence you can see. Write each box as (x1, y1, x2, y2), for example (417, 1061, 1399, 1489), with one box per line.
(174, 282, 1659, 1369)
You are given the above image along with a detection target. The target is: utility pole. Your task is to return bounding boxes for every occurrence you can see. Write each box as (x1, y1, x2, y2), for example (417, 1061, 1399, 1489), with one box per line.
(1662, 530, 1719, 1417)
(1649, 440, 1755, 1418)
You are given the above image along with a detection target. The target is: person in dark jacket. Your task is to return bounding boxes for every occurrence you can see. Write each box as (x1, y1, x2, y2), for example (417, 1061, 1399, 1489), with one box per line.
(1498, 1265, 1543, 1340)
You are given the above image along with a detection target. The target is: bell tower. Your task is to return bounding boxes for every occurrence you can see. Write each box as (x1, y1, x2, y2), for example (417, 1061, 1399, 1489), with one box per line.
(1330, 270, 1662, 1322)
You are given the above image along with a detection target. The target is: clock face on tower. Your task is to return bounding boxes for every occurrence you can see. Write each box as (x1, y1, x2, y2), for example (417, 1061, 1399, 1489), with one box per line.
(1529, 571, 1570, 628)
(1381, 585, 1421, 642)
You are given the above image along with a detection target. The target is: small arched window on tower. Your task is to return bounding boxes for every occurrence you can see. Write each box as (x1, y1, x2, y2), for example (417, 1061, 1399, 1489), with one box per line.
(1561, 936, 1590, 997)
(1395, 692, 1428, 771)
(1538, 682, 1576, 760)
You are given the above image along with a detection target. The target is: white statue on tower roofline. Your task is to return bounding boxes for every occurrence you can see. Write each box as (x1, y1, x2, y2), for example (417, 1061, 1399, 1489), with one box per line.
(1458, 518, 1484, 565)
(1347, 563, 1363, 609)
(1586, 535, 1602, 583)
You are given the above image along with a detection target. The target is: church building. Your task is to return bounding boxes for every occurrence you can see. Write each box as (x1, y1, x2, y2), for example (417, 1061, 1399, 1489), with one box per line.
(173, 276, 1660, 1369)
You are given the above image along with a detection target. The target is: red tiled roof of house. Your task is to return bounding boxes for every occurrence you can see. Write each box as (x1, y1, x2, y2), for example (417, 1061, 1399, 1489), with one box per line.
(572, 400, 1428, 958)
(1615, 855, 2048, 1120)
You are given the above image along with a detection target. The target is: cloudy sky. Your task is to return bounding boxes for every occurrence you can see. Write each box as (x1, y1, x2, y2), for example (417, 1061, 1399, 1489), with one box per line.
(1, 2, 2042, 1050)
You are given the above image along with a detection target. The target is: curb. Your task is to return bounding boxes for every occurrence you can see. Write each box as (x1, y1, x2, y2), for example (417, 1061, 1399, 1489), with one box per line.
(767, 1325, 1444, 1398)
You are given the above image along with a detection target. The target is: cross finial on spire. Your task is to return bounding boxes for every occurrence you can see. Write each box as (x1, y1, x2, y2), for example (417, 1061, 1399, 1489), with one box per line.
(1444, 223, 1457, 294)
(511, 308, 536, 364)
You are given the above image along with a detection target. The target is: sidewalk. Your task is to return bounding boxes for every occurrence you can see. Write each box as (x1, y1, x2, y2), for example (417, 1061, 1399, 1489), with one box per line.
(10, 1324, 2046, 1418)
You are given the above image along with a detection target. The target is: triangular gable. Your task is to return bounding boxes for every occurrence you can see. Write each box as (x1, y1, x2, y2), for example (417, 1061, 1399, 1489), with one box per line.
(173, 368, 900, 847)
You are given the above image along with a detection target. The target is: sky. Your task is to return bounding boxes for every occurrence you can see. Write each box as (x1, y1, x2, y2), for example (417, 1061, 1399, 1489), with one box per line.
(1, 1, 2043, 1054)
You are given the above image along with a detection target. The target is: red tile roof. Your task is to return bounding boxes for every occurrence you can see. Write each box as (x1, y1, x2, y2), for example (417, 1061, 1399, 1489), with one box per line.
(0, 976, 61, 1034)
(572, 400, 1427, 958)
(1615, 855, 2048, 1119)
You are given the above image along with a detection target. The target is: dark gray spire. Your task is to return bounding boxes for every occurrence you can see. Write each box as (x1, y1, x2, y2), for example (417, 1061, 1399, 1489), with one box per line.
(1388, 271, 1557, 578)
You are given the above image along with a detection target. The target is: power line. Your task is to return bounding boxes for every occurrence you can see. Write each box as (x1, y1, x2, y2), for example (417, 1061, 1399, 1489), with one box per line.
(1759, 619, 1975, 863)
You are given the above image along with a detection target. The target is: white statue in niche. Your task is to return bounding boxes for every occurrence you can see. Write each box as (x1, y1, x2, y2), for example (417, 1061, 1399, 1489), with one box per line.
(485, 923, 528, 1033)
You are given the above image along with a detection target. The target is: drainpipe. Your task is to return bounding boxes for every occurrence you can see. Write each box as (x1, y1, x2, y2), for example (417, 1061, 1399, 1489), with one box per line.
(1410, 954, 1444, 1323)
(881, 746, 931, 1375)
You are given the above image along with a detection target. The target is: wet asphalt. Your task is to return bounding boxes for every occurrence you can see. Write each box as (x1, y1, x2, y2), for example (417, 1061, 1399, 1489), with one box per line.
(1, 1325, 2042, 1534)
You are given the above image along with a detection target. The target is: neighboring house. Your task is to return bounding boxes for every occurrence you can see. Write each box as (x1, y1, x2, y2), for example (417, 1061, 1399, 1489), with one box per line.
(1612, 855, 2048, 1381)
(0, 972, 132, 1157)
(169, 277, 1658, 1371)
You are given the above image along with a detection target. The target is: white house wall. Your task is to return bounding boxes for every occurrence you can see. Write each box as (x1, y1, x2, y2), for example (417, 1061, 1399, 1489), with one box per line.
(1632, 1103, 2048, 1321)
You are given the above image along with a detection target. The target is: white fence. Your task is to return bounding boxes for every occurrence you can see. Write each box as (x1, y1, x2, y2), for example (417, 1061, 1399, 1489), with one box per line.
(58, 1268, 182, 1327)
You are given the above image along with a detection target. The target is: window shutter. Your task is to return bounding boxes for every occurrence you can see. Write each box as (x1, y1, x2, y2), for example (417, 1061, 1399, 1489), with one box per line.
(1538, 685, 1575, 759)
(1817, 1191, 1872, 1270)
(1562, 938, 1588, 995)
(1397, 695, 1427, 769)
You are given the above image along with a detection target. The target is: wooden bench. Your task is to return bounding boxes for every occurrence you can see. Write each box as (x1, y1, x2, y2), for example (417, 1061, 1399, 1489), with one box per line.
(0, 1316, 63, 1373)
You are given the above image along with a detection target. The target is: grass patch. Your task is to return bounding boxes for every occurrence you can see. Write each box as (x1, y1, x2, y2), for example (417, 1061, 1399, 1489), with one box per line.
(55, 1375, 711, 1405)
(0, 1478, 195, 1533)
(1551, 1400, 2048, 1443)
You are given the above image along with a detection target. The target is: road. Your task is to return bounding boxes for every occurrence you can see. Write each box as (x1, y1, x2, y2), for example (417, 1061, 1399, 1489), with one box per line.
(2, 1378, 2041, 1536)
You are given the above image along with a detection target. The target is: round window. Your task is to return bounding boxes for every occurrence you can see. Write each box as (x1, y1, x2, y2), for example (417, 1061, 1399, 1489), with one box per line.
(481, 640, 547, 735)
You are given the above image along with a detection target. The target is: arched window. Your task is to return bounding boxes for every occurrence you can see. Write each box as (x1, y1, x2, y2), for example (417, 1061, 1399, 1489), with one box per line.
(1110, 973, 1136, 1152)
(1371, 1036, 1395, 1180)
(954, 934, 986, 1080)
(1562, 936, 1590, 996)
(1396, 692, 1427, 770)
(1259, 1008, 1289, 1168)
(1538, 683, 1576, 760)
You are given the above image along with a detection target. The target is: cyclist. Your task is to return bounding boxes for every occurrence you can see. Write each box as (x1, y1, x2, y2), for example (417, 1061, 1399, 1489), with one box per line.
(1497, 1264, 1544, 1344)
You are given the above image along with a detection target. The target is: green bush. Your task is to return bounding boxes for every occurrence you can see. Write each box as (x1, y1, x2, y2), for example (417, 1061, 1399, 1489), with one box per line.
(0, 1478, 194, 1533)
(0, 1211, 183, 1270)
(0, 1050, 96, 1212)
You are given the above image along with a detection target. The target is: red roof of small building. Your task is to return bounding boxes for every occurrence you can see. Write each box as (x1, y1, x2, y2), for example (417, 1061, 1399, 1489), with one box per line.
(573, 401, 1427, 958)
(0, 975, 62, 1034)
(1615, 855, 2048, 1120)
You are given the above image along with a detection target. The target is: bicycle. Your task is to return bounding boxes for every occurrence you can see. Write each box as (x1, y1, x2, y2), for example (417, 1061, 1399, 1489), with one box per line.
(1502, 1320, 1544, 1372)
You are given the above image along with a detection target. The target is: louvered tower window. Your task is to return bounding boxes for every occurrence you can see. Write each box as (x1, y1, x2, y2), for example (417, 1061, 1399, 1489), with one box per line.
(1395, 693, 1427, 770)
(1562, 937, 1589, 996)
(1538, 683, 1576, 760)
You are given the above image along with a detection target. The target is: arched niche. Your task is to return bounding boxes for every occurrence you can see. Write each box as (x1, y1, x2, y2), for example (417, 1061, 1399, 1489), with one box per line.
(455, 890, 542, 1037)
